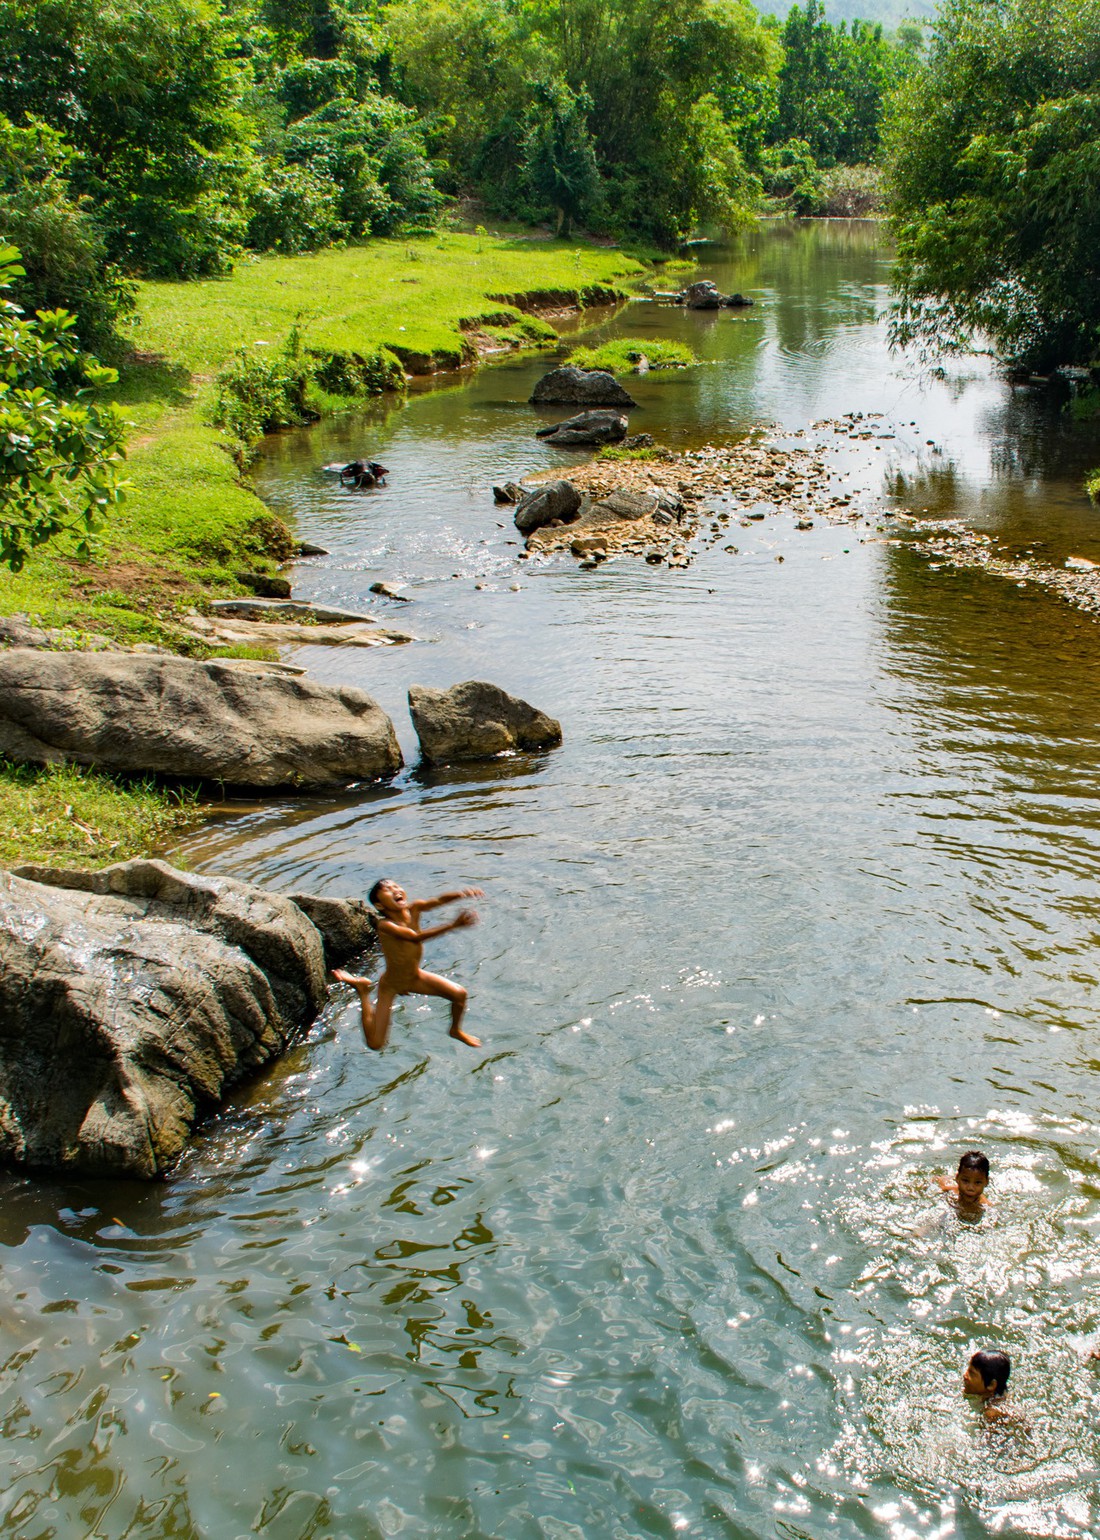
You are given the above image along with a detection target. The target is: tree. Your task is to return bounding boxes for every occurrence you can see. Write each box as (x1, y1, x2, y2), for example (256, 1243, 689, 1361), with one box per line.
(886, 0, 1100, 369)
(520, 80, 601, 236)
(0, 248, 126, 571)
(0, 0, 251, 277)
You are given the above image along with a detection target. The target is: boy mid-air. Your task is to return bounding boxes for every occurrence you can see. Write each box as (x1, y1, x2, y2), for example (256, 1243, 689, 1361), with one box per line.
(332, 879, 483, 1051)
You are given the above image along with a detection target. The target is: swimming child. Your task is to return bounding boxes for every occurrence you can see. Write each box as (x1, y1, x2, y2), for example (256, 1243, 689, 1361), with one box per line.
(332, 879, 483, 1051)
(937, 1150, 990, 1218)
(963, 1349, 1011, 1421)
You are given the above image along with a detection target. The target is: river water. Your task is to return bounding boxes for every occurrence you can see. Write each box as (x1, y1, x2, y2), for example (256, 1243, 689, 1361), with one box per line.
(6, 222, 1100, 1539)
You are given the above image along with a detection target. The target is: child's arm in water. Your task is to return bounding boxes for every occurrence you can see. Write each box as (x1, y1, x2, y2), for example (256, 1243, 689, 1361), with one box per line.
(935, 1174, 957, 1195)
(410, 888, 484, 916)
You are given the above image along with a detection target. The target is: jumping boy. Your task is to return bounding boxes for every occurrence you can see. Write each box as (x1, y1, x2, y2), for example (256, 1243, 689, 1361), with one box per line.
(332, 879, 483, 1051)
(937, 1150, 990, 1218)
(963, 1349, 1011, 1421)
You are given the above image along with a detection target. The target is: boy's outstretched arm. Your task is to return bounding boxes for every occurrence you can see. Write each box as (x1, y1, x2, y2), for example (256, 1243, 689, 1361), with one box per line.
(411, 888, 484, 914)
(378, 911, 479, 943)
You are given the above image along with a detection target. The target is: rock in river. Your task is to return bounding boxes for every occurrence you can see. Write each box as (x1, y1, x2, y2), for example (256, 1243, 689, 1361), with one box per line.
(409, 681, 563, 764)
(0, 860, 375, 1178)
(0, 650, 402, 789)
(529, 365, 636, 408)
(514, 479, 582, 534)
(536, 410, 629, 447)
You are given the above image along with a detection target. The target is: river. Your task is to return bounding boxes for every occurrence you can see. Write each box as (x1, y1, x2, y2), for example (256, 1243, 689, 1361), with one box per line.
(5, 221, 1100, 1539)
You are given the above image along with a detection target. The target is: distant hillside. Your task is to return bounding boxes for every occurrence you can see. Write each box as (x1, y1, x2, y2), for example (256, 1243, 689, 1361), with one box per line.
(757, 0, 934, 26)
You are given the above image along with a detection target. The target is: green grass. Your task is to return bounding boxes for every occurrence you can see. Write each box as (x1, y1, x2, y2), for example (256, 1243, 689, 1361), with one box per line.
(0, 762, 201, 870)
(567, 337, 696, 374)
(597, 444, 672, 462)
(0, 232, 649, 644)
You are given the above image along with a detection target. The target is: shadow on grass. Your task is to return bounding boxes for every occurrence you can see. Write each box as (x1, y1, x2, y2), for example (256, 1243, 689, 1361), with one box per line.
(110, 352, 194, 411)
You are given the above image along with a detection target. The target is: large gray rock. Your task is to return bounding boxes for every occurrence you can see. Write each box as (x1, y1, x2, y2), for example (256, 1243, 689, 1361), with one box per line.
(409, 681, 563, 764)
(514, 479, 582, 534)
(536, 410, 629, 447)
(530, 366, 636, 408)
(0, 650, 402, 788)
(0, 860, 375, 1178)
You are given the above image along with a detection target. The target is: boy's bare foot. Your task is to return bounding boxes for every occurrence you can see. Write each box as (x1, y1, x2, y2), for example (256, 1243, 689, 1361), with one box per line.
(450, 1024, 482, 1048)
(331, 969, 373, 992)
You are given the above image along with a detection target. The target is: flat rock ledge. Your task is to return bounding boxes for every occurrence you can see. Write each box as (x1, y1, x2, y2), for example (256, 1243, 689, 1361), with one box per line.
(0, 649, 402, 789)
(409, 681, 562, 764)
(0, 860, 376, 1178)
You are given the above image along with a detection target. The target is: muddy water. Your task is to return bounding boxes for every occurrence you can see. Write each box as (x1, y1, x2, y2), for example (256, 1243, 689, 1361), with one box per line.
(6, 221, 1100, 1539)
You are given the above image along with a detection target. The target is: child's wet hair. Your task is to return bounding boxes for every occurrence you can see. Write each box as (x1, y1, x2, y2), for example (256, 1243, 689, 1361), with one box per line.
(958, 1150, 990, 1179)
(969, 1350, 1010, 1395)
(368, 879, 388, 907)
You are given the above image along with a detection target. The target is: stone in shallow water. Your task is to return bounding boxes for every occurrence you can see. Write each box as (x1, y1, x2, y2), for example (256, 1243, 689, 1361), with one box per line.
(408, 681, 562, 764)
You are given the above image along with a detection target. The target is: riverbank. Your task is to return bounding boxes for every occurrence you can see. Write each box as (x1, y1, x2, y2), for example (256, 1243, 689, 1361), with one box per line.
(0, 233, 650, 654)
(0, 232, 653, 866)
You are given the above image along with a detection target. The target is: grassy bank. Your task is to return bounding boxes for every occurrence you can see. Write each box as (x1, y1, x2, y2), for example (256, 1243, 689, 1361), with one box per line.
(0, 230, 650, 868)
(0, 231, 648, 647)
(0, 764, 201, 869)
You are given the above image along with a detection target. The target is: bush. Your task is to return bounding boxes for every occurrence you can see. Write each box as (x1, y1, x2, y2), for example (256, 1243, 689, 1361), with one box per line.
(761, 139, 825, 215)
(819, 163, 883, 217)
(0, 115, 134, 351)
(246, 163, 342, 255)
(213, 339, 315, 446)
(0, 244, 127, 571)
(310, 346, 407, 396)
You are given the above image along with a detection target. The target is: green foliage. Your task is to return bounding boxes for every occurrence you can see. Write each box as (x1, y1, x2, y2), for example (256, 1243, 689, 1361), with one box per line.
(769, 0, 909, 165)
(519, 80, 602, 238)
(213, 337, 316, 445)
(1087, 468, 1100, 501)
(0, 0, 250, 278)
(245, 162, 342, 254)
(0, 115, 135, 350)
(819, 161, 883, 215)
(385, 0, 778, 244)
(567, 337, 696, 372)
(886, 0, 1100, 369)
(761, 138, 826, 213)
(0, 247, 126, 572)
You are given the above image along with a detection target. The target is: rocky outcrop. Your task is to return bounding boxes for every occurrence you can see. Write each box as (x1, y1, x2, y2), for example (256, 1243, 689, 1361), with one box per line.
(536, 410, 629, 447)
(683, 280, 724, 310)
(677, 281, 754, 309)
(529, 366, 636, 408)
(0, 860, 375, 1178)
(0, 650, 403, 788)
(409, 681, 563, 764)
(514, 480, 582, 534)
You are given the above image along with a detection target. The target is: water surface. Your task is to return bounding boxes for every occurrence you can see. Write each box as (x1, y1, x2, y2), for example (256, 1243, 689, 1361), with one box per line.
(5, 222, 1100, 1539)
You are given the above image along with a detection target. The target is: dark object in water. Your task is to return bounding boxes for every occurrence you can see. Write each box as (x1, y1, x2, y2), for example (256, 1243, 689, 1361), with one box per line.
(321, 460, 390, 487)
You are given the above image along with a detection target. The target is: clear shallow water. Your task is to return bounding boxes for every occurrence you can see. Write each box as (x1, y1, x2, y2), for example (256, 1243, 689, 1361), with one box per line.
(6, 222, 1100, 1538)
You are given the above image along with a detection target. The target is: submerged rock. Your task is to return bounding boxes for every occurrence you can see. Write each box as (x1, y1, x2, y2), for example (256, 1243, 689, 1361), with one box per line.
(0, 650, 403, 789)
(529, 366, 636, 408)
(409, 681, 563, 764)
(536, 410, 629, 447)
(514, 480, 582, 534)
(0, 860, 374, 1178)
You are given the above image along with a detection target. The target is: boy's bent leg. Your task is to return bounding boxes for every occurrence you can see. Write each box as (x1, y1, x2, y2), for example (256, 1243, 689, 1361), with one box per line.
(332, 970, 391, 1051)
(415, 971, 479, 1048)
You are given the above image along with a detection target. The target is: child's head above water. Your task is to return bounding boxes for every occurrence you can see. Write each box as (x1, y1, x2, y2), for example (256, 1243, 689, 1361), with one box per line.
(963, 1349, 1010, 1400)
(956, 1150, 990, 1207)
